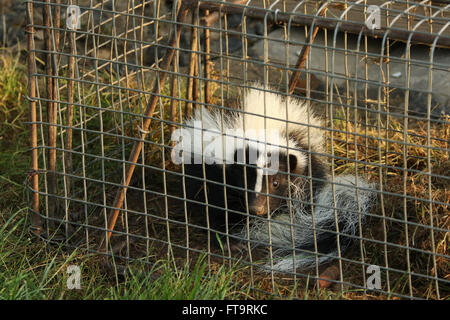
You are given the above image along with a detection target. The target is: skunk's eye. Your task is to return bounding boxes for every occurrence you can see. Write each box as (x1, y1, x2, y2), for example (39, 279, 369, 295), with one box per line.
(272, 180, 279, 188)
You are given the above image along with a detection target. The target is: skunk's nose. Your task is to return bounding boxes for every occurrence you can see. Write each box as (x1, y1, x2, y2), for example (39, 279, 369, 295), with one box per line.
(249, 205, 266, 216)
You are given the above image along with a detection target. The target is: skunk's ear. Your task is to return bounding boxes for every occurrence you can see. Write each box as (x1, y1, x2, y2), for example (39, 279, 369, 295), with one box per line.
(287, 150, 306, 174)
(288, 154, 298, 173)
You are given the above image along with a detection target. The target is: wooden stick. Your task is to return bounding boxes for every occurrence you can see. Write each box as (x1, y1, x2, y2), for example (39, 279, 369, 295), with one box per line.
(169, 61, 179, 141)
(289, 5, 328, 94)
(193, 44, 199, 110)
(203, 9, 211, 106)
(44, 0, 57, 229)
(101, 4, 189, 250)
(54, 0, 60, 63)
(169, 0, 183, 142)
(186, 12, 199, 117)
(26, 1, 42, 234)
(65, 30, 75, 209)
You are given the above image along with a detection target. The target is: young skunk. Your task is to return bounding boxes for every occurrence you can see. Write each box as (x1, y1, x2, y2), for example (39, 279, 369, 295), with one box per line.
(171, 84, 376, 272)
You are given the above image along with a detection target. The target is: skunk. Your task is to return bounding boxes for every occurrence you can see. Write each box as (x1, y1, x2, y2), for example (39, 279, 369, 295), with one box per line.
(171, 84, 376, 272)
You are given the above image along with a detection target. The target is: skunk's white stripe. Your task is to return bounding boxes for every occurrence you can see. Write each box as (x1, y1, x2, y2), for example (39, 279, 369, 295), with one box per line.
(254, 154, 267, 193)
(254, 168, 264, 193)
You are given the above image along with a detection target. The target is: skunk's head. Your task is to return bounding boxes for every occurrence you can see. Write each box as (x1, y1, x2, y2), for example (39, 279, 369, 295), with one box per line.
(235, 143, 328, 217)
(249, 152, 303, 216)
(234, 145, 307, 216)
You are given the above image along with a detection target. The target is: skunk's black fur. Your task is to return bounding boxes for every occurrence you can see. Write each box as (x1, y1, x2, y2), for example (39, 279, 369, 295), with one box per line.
(184, 153, 249, 233)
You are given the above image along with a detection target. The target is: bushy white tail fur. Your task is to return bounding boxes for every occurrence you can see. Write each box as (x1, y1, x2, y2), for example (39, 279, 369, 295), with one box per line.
(241, 175, 376, 272)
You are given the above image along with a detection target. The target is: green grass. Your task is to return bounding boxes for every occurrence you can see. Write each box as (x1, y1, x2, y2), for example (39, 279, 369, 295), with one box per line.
(0, 50, 248, 300)
(0, 52, 30, 206)
(0, 206, 247, 299)
(106, 255, 246, 299)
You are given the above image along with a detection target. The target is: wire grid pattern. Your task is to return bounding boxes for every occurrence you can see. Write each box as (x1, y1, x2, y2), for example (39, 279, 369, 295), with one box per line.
(26, 0, 449, 299)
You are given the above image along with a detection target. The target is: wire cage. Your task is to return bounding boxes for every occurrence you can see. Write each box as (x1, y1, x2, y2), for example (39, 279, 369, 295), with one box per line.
(26, 0, 449, 299)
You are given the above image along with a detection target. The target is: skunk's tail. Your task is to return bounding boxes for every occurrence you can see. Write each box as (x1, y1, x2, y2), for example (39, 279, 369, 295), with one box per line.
(242, 175, 377, 273)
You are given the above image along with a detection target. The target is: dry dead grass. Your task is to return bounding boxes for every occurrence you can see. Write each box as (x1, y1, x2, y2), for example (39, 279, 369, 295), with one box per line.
(330, 108, 449, 299)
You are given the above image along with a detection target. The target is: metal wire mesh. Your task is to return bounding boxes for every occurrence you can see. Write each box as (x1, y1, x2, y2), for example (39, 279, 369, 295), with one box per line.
(26, 0, 449, 299)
